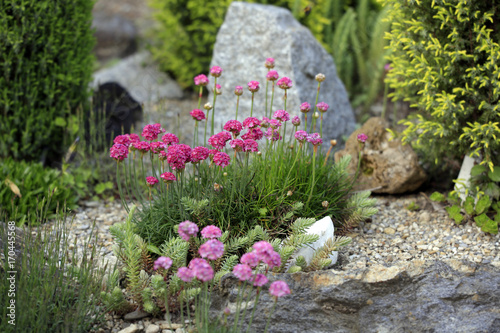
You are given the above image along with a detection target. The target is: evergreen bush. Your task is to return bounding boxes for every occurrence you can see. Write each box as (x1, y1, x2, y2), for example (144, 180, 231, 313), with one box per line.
(0, 0, 95, 165)
(382, 0, 500, 170)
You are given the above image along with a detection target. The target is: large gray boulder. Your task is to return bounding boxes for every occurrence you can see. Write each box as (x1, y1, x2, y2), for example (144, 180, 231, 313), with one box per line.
(208, 2, 355, 146)
(211, 260, 500, 333)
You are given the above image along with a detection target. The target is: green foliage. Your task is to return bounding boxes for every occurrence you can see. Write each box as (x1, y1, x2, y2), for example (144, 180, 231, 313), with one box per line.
(306, 236, 352, 271)
(382, 0, 500, 170)
(0, 158, 79, 225)
(406, 201, 420, 211)
(0, 0, 95, 164)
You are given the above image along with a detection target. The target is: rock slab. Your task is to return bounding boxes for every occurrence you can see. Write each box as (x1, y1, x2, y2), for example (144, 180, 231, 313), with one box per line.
(208, 2, 356, 147)
(334, 117, 426, 194)
(211, 260, 500, 333)
(92, 12, 138, 61)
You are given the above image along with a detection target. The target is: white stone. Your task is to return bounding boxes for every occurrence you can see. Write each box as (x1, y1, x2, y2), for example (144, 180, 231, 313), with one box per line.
(118, 324, 139, 333)
(455, 155, 476, 202)
(146, 324, 160, 333)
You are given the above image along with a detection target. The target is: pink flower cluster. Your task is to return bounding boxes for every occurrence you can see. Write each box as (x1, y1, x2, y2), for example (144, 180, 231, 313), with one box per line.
(162, 133, 179, 146)
(133, 141, 151, 153)
(273, 109, 290, 122)
(194, 74, 209, 86)
(190, 109, 206, 121)
(316, 102, 329, 113)
(199, 239, 224, 260)
(230, 139, 245, 152)
(188, 258, 214, 282)
(167, 144, 192, 170)
(291, 116, 300, 126)
(241, 128, 263, 141)
(210, 66, 222, 77)
(242, 117, 261, 129)
(213, 151, 231, 168)
(247, 81, 260, 93)
(294, 130, 308, 143)
(201, 225, 222, 239)
(160, 172, 176, 183)
(243, 139, 259, 152)
(307, 133, 323, 146)
(300, 102, 311, 113)
(150, 141, 166, 154)
(265, 128, 281, 142)
(110, 144, 129, 161)
(357, 133, 368, 143)
(234, 86, 243, 96)
(190, 146, 209, 164)
(146, 176, 159, 187)
(266, 70, 279, 81)
(269, 280, 291, 298)
(113, 134, 131, 147)
(223, 120, 243, 137)
(265, 57, 275, 69)
(277, 77, 293, 90)
(153, 256, 172, 270)
(142, 123, 165, 141)
(178, 220, 199, 241)
(208, 131, 232, 150)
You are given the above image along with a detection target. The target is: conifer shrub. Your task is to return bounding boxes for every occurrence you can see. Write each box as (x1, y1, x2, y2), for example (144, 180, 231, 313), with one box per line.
(382, 0, 500, 170)
(0, 0, 95, 165)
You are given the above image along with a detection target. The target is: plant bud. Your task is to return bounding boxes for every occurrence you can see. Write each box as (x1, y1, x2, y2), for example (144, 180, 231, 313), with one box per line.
(315, 73, 326, 82)
(313, 112, 320, 119)
(322, 201, 329, 208)
(204, 103, 213, 110)
(287, 190, 293, 196)
(257, 151, 262, 156)
(223, 172, 228, 177)
(330, 139, 337, 146)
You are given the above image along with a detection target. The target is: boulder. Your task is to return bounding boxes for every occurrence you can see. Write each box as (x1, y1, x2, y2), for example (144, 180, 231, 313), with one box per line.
(92, 12, 138, 61)
(92, 51, 183, 104)
(208, 2, 355, 147)
(211, 260, 500, 333)
(334, 117, 426, 194)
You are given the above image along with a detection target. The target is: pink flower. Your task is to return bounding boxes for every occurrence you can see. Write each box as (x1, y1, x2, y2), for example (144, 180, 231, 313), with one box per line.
(142, 123, 165, 141)
(357, 133, 368, 143)
(241, 128, 264, 141)
(294, 130, 308, 142)
(384, 63, 392, 72)
(243, 139, 259, 152)
(159, 151, 168, 161)
(177, 267, 194, 282)
(266, 70, 279, 81)
(300, 102, 311, 113)
(150, 141, 166, 154)
(316, 102, 329, 113)
(268, 119, 282, 129)
(234, 86, 243, 96)
(191, 146, 210, 164)
(153, 256, 172, 270)
(247, 81, 260, 93)
(265, 57, 275, 69)
(210, 66, 222, 77)
(201, 225, 222, 239)
(241, 252, 260, 268)
(251, 274, 268, 287)
(269, 281, 290, 297)
(160, 172, 176, 183)
(233, 264, 253, 281)
(260, 117, 270, 128)
(214, 84, 222, 95)
(213, 152, 231, 168)
(252, 241, 274, 254)
(307, 133, 323, 146)
(243, 117, 261, 129)
(208, 149, 219, 160)
(199, 239, 224, 260)
(162, 133, 179, 146)
(178, 220, 199, 241)
(277, 77, 292, 90)
(146, 176, 159, 187)
(208, 132, 231, 150)
(133, 141, 151, 153)
(224, 120, 243, 137)
(129, 133, 140, 144)
(273, 109, 290, 122)
(114, 134, 131, 147)
(291, 116, 301, 126)
(190, 109, 206, 121)
(265, 128, 281, 142)
(110, 144, 129, 161)
(230, 139, 245, 152)
(194, 74, 209, 86)
(167, 144, 192, 170)
(189, 258, 214, 282)
(264, 251, 282, 269)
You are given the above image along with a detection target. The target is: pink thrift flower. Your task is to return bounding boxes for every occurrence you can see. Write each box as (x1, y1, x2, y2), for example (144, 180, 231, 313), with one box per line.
(150, 141, 166, 154)
(264, 251, 282, 269)
(199, 239, 224, 260)
(357, 133, 368, 143)
(291, 116, 301, 126)
(142, 123, 165, 141)
(191, 146, 210, 164)
(241, 128, 264, 141)
(114, 134, 131, 147)
(260, 117, 270, 128)
(243, 139, 259, 152)
(234, 85, 243, 96)
(133, 141, 151, 153)
(208, 132, 231, 150)
(230, 139, 245, 152)
(162, 133, 179, 146)
(243, 117, 261, 129)
(300, 102, 311, 113)
(214, 84, 222, 95)
(268, 119, 282, 129)
(316, 102, 329, 113)
(384, 63, 392, 72)
(153, 256, 172, 270)
(177, 267, 194, 283)
(129, 133, 140, 144)
(146, 176, 159, 187)
(241, 252, 260, 268)
(253, 241, 274, 254)
(266, 70, 279, 81)
(213, 152, 231, 168)
(273, 109, 290, 122)
(194, 74, 209, 86)
(159, 151, 168, 161)
(307, 133, 323, 146)
(208, 149, 219, 160)
(189, 258, 214, 282)
(201, 225, 222, 239)
(269, 280, 291, 297)
(232, 264, 253, 281)
(160, 172, 176, 183)
(265, 57, 275, 69)
(167, 144, 191, 170)
(223, 120, 243, 137)
(247, 81, 260, 93)
(178, 220, 199, 241)
(265, 128, 281, 142)
(277, 77, 293, 90)
(210, 66, 222, 77)
(251, 274, 268, 287)
(190, 109, 206, 121)
(294, 130, 308, 143)
(110, 144, 129, 161)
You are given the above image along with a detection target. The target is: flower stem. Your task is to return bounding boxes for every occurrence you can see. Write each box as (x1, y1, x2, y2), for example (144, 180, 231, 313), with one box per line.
(211, 77, 218, 137)
(306, 146, 318, 206)
(263, 299, 278, 333)
(250, 92, 255, 118)
(245, 289, 261, 333)
(269, 82, 275, 118)
(265, 79, 269, 116)
(197, 86, 203, 109)
(235, 95, 240, 121)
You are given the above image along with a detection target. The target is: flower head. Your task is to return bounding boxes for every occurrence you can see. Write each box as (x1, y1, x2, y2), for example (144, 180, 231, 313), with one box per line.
(208, 132, 232, 150)
(160, 172, 176, 184)
(189, 258, 214, 282)
(300, 102, 311, 113)
(159, 151, 168, 161)
(177, 267, 194, 282)
(266, 70, 279, 81)
(241, 252, 260, 268)
(269, 280, 291, 297)
(265, 57, 275, 69)
(150, 141, 166, 154)
(247, 81, 260, 93)
(230, 139, 245, 152)
(268, 119, 282, 129)
(114, 134, 131, 147)
(277, 77, 293, 90)
(133, 141, 151, 153)
(265, 128, 281, 142)
(243, 139, 259, 152)
(316, 102, 329, 113)
(243, 117, 261, 129)
(129, 133, 140, 145)
(224, 120, 243, 137)
(194, 74, 209, 86)
(110, 144, 129, 161)
(315, 73, 326, 82)
(251, 274, 268, 287)
(204, 103, 213, 111)
(264, 251, 282, 269)
(210, 66, 222, 77)
(191, 146, 210, 164)
(232, 264, 253, 281)
(273, 109, 290, 122)
(162, 133, 179, 146)
(234, 85, 243, 96)
(291, 116, 301, 126)
(190, 109, 206, 121)
(252, 240, 274, 254)
(201, 225, 222, 239)
(357, 133, 368, 143)
(213, 152, 231, 168)
(241, 127, 264, 141)
(167, 144, 192, 170)
(199, 239, 224, 260)
(214, 84, 222, 95)
(294, 130, 308, 143)
(307, 133, 323, 146)
(146, 176, 159, 187)
(142, 123, 165, 141)
(260, 117, 270, 128)
(178, 220, 199, 242)
(153, 256, 172, 271)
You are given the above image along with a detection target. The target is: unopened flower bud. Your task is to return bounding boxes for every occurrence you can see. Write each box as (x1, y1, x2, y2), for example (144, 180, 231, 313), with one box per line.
(214, 84, 222, 95)
(224, 307, 231, 316)
(315, 73, 326, 82)
(322, 201, 329, 208)
(313, 112, 320, 119)
(223, 172, 228, 177)
(287, 190, 293, 196)
(194, 177, 199, 182)
(257, 151, 262, 156)
(265, 57, 275, 69)
(204, 103, 213, 111)
(330, 139, 337, 146)
(234, 86, 243, 96)
(300, 102, 311, 113)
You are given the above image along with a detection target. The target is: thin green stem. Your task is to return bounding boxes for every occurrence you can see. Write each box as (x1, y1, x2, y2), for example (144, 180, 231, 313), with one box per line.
(263, 299, 278, 333)
(204, 109, 210, 146)
(306, 146, 318, 207)
(235, 96, 240, 121)
(245, 289, 261, 333)
(269, 82, 275, 118)
(250, 92, 255, 118)
(211, 77, 218, 137)
(198, 86, 203, 109)
(265, 79, 269, 116)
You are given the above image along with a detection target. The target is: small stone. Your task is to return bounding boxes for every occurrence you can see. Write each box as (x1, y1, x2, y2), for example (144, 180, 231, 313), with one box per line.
(118, 324, 139, 333)
(84, 201, 100, 207)
(384, 227, 396, 235)
(159, 323, 182, 330)
(146, 324, 160, 333)
(124, 309, 150, 321)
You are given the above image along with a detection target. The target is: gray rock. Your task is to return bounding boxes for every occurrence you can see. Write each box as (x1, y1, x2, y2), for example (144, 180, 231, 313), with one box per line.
(211, 260, 500, 333)
(92, 12, 138, 61)
(117, 324, 139, 333)
(92, 51, 183, 104)
(145, 324, 160, 333)
(208, 2, 355, 148)
(124, 309, 150, 321)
